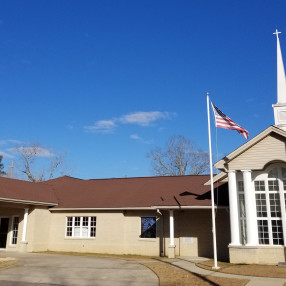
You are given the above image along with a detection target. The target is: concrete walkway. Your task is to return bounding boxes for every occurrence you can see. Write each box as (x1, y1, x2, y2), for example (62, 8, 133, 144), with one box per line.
(171, 257, 286, 286)
(1, 252, 285, 286)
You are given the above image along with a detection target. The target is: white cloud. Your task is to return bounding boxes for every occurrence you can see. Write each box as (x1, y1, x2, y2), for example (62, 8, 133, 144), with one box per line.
(84, 120, 116, 133)
(129, 134, 153, 145)
(0, 150, 14, 159)
(120, 111, 171, 126)
(0, 139, 22, 146)
(85, 111, 175, 134)
(130, 134, 140, 140)
(9, 146, 54, 158)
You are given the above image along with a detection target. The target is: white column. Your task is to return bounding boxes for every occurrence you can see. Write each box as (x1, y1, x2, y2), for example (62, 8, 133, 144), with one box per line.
(21, 208, 29, 242)
(169, 210, 175, 246)
(242, 170, 258, 246)
(228, 171, 241, 245)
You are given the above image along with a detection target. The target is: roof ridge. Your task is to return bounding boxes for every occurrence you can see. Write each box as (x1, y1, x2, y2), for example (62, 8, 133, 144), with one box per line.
(46, 174, 211, 182)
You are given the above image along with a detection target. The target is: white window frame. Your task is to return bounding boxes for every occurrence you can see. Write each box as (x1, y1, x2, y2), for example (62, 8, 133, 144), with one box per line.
(10, 216, 19, 245)
(237, 181, 247, 245)
(253, 164, 286, 246)
(140, 217, 157, 239)
(65, 216, 96, 238)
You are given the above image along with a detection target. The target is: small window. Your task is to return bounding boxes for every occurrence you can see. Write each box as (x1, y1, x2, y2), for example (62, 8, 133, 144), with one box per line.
(272, 220, 284, 245)
(257, 220, 269, 245)
(283, 180, 286, 191)
(282, 168, 286, 178)
(256, 193, 267, 217)
(237, 181, 244, 192)
(66, 217, 73, 237)
(268, 180, 279, 191)
(140, 217, 156, 238)
(255, 181, 265, 192)
(269, 193, 281, 217)
(11, 217, 19, 245)
(66, 217, 96, 238)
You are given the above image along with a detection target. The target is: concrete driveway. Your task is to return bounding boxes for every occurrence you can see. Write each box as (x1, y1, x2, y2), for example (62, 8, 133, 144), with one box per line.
(0, 252, 158, 286)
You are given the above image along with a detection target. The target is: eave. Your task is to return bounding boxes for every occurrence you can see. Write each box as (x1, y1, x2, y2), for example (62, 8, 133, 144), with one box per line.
(0, 197, 58, 207)
(49, 205, 223, 211)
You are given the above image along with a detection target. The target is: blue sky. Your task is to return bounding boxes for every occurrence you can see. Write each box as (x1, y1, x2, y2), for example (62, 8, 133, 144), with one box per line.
(0, 0, 286, 180)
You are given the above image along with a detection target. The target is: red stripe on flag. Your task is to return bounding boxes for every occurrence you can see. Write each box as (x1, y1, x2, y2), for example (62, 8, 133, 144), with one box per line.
(211, 102, 249, 139)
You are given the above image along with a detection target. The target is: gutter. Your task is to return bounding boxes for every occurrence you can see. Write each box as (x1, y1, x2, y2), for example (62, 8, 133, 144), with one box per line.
(0, 197, 58, 207)
(49, 205, 228, 211)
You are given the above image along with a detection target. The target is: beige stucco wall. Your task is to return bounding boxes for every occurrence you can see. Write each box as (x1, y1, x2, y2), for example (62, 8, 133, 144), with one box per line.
(26, 207, 52, 252)
(0, 204, 230, 260)
(162, 209, 230, 261)
(227, 133, 286, 171)
(47, 210, 161, 256)
(47, 209, 229, 259)
(229, 246, 286, 265)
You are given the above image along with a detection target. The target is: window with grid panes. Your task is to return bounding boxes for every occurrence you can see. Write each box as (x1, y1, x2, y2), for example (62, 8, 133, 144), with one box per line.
(237, 181, 247, 244)
(66, 217, 96, 238)
(255, 181, 269, 244)
(254, 167, 284, 245)
(11, 216, 19, 245)
(257, 220, 269, 244)
(283, 168, 286, 213)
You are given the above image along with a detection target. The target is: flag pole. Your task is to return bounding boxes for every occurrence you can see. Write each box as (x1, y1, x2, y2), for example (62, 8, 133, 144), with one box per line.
(207, 92, 219, 269)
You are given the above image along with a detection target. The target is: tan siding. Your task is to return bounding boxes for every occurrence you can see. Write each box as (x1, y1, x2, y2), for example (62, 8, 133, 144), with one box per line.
(228, 134, 286, 170)
(163, 209, 230, 261)
(229, 246, 285, 264)
(48, 210, 160, 256)
(26, 207, 51, 252)
(0, 204, 230, 259)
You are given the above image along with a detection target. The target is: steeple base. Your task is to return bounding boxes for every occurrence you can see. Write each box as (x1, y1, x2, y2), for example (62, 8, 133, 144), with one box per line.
(273, 103, 286, 131)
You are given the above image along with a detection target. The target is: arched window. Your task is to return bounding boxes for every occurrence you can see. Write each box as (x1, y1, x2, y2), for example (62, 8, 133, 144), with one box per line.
(254, 166, 285, 245)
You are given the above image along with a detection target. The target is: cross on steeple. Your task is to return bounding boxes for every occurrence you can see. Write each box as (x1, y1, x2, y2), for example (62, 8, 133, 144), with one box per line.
(273, 29, 281, 38)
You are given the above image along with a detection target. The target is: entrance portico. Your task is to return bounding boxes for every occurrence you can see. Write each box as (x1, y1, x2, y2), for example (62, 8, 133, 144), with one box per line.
(0, 202, 29, 251)
(0, 199, 57, 253)
(215, 127, 286, 264)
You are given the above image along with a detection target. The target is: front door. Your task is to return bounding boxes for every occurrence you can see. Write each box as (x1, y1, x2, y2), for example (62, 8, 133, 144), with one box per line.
(0, 218, 9, 248)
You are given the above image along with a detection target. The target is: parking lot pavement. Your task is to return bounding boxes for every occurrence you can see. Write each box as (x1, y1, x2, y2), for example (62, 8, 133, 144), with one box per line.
(0, 252, 158, 286)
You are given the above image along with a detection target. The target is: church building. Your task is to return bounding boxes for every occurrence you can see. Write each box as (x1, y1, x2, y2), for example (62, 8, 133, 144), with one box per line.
(0, 31, 285, 265)
(213, 29, 286, 264)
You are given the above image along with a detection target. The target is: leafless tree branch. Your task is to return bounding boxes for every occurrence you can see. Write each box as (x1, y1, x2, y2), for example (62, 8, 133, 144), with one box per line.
(14, 143, 67, 182)
(147, 135, 209, 176)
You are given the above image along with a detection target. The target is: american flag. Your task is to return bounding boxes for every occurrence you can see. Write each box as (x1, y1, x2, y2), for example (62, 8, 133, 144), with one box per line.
(211, 102, 249, 139)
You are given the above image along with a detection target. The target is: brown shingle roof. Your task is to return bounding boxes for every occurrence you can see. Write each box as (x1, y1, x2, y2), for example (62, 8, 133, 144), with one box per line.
(0, 175, 229, 209)
(0, 177, 58, 205)
(43, 175, 229, 209)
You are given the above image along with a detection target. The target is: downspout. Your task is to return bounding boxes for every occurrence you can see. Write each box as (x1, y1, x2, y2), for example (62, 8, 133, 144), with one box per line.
(157, 209, 164, 257)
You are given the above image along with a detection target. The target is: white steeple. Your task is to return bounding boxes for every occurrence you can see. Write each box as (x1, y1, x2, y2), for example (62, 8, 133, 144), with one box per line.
(273, 29, 286, 131)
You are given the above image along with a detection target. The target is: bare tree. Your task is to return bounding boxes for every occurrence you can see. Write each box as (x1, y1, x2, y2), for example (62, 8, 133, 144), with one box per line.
(147, 135, 209, 176)
(13, 143, 66, 182)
